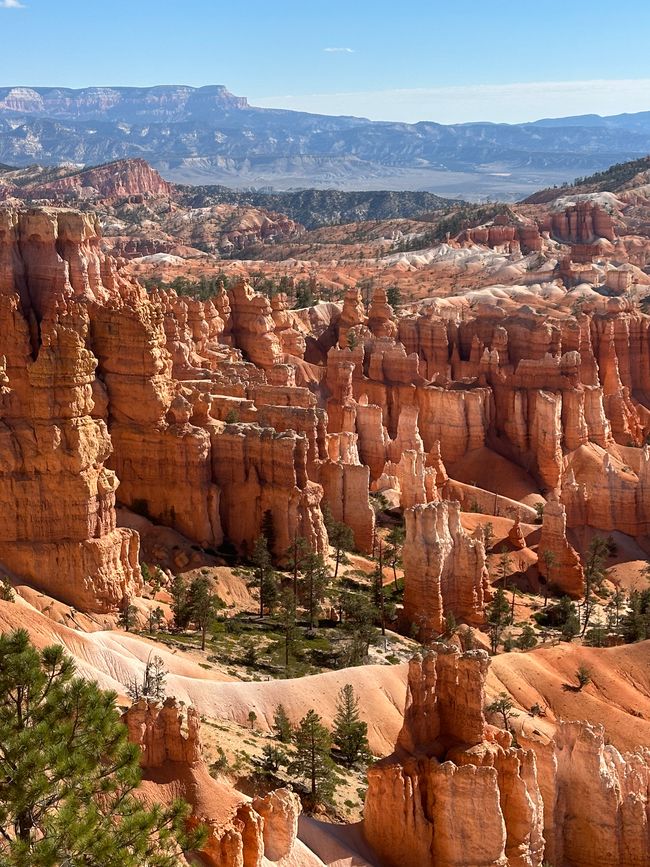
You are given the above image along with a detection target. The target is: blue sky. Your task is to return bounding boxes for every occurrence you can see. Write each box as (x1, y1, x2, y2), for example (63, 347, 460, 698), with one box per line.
(2, 0, 650, 123)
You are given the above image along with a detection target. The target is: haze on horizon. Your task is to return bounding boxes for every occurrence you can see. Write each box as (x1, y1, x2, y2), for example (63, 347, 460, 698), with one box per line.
(2, 0, 650, 126)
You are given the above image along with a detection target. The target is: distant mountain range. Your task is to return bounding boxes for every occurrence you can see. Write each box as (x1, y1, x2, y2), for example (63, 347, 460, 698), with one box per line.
(1, 85, 650, 200)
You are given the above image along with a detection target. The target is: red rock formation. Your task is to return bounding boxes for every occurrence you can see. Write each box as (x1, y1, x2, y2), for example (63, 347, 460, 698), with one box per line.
(92, 290, 224, 549)
(337, 287, 366, 348)
(271, 292, 307, 358)
(364, 648, 545, 867)
(543, 201, 616, 246)
(537, 497, 584, 597)
(228, 279, 284, 369)
(367, 286, 397, 338)
(507, 516, 526, 550)
(0, 209, 141, 612)
(124, 697, 202, 768)
(364, 649, 650, 867)
(402, 501, 489, 639)
(123, 699, 307, 867)
(13, 159, 172, 203)
(549, 720, 650, 867)
(211, 422, 328, 558)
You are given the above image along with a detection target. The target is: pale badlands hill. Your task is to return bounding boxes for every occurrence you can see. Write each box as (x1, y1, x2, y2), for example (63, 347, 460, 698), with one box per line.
(2, 596, 649, 756)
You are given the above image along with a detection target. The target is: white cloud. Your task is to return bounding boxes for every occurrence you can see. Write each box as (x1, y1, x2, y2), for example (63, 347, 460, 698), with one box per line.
(0, 0, 26, 8)
(323, 47, 354, 54)
(251, 78, 650, 124)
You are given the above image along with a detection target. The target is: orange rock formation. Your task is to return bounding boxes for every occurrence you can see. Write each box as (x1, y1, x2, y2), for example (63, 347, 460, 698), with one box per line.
(364, 648, 650, 867)
(364, 647, 545, 867)
(402, 502, 490, 639)
(123, 698, 308, 867)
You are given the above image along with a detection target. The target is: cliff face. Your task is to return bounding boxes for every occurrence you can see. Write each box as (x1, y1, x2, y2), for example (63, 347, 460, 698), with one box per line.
(537, 497, 584, 597)
(549, 720, 650, 867)
(0, 206, 335, 610)
(5, 201, 650, 626)
(5, 159, 172, 203)
(0, 209, 141, 611)
(363, 649, 650, 867)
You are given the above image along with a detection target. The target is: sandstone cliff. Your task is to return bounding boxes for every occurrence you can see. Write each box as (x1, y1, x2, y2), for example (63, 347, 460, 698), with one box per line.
(364, 647, 545, 867)
(0, 209, 141, 611)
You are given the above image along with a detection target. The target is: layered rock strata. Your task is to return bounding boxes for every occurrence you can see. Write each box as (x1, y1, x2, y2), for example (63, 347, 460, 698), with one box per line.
(0, 209, 141, 611)
(364, 649, 650, 867)
(537, 497, 584, 597)
(0, 208, 339, 609)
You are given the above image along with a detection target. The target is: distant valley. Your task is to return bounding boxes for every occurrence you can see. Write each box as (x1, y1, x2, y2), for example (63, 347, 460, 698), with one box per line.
(1, 85, 650, 199)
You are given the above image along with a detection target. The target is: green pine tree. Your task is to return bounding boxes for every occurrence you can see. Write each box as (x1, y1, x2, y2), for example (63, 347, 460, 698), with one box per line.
(338, 591, 378, 666)
(187, 576, 224, 650)
(323, 505, 354, 578)
(0, 629, 205, 866)
(250, 535, 279, 617)
(275, 588, 298, 671)
(288, 710, 337, 807)
(332, 684, 371, 768)
(486, 587, 511, 653)
(170, 574, 191, 629)
(581, 536, 608, 635)
(300, 553, 331, 633)
(273, 704, 293, 743)
(118, 596, 137, 632)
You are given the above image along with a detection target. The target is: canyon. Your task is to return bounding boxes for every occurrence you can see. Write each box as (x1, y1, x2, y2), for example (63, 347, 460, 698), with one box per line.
(2, 151, 650, 865)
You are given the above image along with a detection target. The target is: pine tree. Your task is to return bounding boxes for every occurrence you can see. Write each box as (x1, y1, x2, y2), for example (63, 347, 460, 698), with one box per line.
(386, 285, 401, 308)
(259, 743, 287, 774)
(0, 629, 205, 865)
(516, 624, 537, 650)
(261, 509, 276, 554)
(148, 606, 164, 635)
(581, 536, 608, 635)
(332, 684, 371, 768)
(273, 703, 293, 743)
(0, 577, 14, 602)
(250, 535, 278, 617)
(286, 535, 310, 605)
(288, 710, 337, 806)
(118, 596, 137, 632)
(187, 576, 224, 650)
(372, 542, 386, 636)
(339, 591, 378, 665)
(275, 588, 298, 671)
(486, 692, 519, 737)
(486, 587, 511, 653)
(385, 524, 405, 589)
(300, 553, 331, 633)
(323, 505, 354, 578)
(170, 574, 191, 629)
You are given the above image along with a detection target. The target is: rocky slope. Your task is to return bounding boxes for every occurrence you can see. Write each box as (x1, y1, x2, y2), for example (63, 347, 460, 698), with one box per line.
(0, 159, 306, 257)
